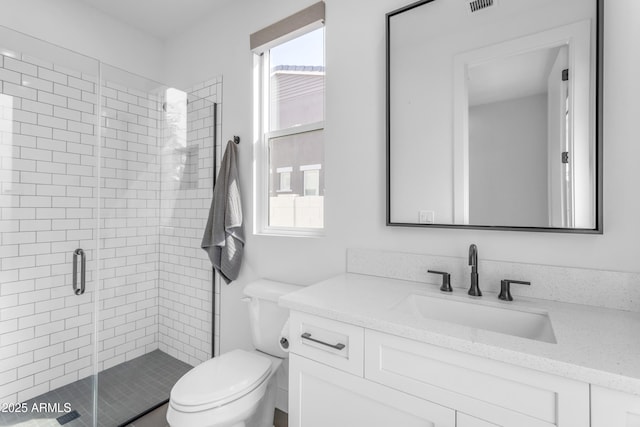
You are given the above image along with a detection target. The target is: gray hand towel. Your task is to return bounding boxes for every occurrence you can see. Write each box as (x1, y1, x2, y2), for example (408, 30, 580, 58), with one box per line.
(201, 140, 245, 284)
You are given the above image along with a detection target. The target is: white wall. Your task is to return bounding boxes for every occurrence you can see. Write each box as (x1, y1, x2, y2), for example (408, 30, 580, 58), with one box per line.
(163, 0, 640, 354)
(469, 94, 548, 227)
(0, 0, 165, 82)
(164, 0, 345, 355)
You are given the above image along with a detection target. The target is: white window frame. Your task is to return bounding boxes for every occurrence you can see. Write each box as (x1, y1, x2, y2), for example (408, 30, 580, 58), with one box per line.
(253, 21, 325, 237)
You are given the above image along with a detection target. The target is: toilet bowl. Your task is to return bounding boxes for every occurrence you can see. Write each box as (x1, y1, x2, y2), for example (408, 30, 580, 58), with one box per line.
(167, 280, 301, 427)
(167, 349, 282, 427)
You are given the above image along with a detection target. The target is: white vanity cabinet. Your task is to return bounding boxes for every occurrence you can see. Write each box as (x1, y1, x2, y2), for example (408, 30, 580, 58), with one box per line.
(289, 355, 455, 427)
(365, 330, 589, 427)
(591, 385, 640, 425)
(288, 312, 590, 427)
(288, 311, 454, 426)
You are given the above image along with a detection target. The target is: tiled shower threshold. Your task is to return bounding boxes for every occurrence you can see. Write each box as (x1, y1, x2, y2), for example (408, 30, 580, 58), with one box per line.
(0, 350, 192, 427)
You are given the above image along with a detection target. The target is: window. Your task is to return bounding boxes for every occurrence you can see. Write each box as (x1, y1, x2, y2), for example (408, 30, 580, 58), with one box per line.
(280, 172, 291, 191)
(302, 164, 321, 196)
(277, 167, 292, 192)
(252, 2, 325, 235)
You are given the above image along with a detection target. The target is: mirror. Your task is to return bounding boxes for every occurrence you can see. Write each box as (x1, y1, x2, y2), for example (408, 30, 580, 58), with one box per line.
(386, 0, 602, 232)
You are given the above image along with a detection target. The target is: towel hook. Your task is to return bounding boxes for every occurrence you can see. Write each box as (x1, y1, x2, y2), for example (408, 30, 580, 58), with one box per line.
(233, 136, 240, 144)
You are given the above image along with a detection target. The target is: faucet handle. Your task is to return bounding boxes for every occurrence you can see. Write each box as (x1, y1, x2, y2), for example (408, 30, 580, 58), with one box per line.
(428, 270, 452, 293)
(498, 279, 531, 301)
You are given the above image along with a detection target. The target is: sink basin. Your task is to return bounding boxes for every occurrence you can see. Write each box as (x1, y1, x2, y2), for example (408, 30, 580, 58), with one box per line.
(393, 293, 556, 343)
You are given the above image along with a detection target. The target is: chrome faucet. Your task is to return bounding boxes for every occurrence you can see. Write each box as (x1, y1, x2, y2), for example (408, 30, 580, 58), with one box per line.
(468, 244, 481, 296)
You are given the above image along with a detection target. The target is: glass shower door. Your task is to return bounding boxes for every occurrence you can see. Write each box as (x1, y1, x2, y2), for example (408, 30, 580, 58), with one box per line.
(94, 66, 173, 425)
(0, 26, 99, 426)
(1, 24, 219, 427)
(94, 66, 217, 425)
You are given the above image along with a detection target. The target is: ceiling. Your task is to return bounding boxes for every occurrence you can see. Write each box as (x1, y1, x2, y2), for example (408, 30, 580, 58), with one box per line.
(468, 46, 563, 107)
(76, 0, 225, 40)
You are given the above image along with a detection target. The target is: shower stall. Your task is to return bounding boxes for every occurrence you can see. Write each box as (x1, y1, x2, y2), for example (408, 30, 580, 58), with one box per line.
(0, 25, 221, 426)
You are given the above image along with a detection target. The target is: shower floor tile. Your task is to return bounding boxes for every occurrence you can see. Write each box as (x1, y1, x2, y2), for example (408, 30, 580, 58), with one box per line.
(0, 350, 192, 427)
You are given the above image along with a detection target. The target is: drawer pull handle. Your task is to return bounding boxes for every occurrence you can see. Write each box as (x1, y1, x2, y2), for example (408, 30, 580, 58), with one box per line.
(301, 332, 346, 350)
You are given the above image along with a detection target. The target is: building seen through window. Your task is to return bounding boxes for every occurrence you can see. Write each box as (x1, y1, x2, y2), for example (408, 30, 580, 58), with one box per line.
(266, 27, 325, 229)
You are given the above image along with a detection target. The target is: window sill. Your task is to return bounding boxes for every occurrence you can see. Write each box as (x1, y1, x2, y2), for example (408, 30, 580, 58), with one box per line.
(255, 227, 325, 238)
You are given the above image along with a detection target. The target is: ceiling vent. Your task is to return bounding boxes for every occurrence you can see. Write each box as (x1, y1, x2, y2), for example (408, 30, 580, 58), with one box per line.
(466, 0, 496, 13)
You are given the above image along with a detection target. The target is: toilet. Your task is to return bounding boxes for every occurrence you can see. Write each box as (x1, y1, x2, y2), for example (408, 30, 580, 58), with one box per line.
(167, 280, 300, 427)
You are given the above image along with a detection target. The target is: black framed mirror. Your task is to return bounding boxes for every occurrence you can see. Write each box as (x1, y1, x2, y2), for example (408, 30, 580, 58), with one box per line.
(386, 0, 603, 233)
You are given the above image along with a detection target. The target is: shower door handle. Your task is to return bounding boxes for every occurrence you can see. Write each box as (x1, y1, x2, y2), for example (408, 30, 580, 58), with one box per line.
(72, 248, 86, 295)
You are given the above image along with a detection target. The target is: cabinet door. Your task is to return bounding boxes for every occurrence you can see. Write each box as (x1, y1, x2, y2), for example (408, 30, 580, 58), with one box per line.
(592, 385, 640, 426)
(365, 330, 588, 427)
(289, 354, 455, 427)
(457, 413, 500, 427)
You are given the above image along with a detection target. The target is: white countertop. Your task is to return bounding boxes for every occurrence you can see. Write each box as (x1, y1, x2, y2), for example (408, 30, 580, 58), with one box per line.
(279, 273, 640, 395)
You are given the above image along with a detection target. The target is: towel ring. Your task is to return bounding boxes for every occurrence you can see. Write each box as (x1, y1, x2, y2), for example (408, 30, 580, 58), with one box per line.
(233, 136, 240, 144)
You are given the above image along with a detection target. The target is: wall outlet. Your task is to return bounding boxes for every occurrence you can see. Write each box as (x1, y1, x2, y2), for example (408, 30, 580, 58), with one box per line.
(418, 210, 435, 224)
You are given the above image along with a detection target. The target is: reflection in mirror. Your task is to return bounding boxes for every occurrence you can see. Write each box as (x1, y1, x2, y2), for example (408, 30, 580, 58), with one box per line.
(387, 0, 601, 232)
(454, 22, 594, 229)
(468, 47, 565, 227)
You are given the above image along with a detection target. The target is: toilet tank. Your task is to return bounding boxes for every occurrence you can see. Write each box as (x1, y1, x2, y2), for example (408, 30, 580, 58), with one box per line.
(243, 280, 302, 358)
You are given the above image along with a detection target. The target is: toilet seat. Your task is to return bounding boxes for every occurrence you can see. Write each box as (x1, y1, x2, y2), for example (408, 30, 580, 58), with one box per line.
(170, 349, 272, 413)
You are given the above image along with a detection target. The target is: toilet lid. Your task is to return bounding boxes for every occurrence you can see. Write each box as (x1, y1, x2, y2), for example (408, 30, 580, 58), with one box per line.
(170, 349, 271, 411)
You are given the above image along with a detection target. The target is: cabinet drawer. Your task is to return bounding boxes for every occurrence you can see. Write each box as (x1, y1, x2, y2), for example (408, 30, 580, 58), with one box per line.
(289, 311, 364, 376)
(365, 330, 589, 427)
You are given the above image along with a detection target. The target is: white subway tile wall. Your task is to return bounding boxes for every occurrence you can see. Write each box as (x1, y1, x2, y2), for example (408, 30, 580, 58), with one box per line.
(1, 47, 222, 403)
(97, 81, 163, 372)
(158, 78, 222, 366)
(1, 52, 98, 404)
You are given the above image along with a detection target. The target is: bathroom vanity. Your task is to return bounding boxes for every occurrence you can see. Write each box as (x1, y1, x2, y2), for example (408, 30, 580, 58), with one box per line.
(280, 273, 640, 426)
